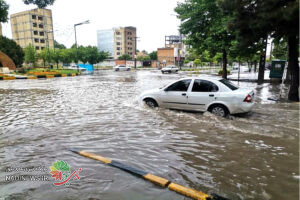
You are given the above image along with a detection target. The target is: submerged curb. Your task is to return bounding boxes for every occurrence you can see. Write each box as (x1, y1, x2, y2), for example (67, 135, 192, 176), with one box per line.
(70, 149, 229, 200)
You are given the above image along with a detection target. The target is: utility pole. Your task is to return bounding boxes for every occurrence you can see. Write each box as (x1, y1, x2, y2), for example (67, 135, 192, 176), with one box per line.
(134, 36, 139, 69)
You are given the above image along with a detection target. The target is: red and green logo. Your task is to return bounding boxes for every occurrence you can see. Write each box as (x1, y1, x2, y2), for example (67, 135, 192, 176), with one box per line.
(50, 160, 81, 186)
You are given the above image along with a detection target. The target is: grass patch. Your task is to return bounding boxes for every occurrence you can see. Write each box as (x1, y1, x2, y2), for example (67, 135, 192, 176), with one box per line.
(25, 68, 79, 76)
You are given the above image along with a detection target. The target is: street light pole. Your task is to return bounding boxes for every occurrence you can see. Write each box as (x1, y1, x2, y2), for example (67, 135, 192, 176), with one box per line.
(74, 20, 90, 67)
(74, 25, 78, 65)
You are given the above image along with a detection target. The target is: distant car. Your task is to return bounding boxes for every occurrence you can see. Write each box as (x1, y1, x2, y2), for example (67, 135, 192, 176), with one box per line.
(139, 76, 254, 117)
(161, 65, 179, 74)
(114, 65, 131, 71)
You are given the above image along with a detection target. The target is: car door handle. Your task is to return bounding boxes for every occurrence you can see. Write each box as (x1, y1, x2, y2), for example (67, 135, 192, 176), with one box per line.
(182, 93, 187, 96)
(209, 94, 214, 97)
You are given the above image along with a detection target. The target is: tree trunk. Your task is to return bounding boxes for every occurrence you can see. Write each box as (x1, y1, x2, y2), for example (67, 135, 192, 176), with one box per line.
(254, 61, 257, 72)
(287, 35, 299, 101)
(222, 49, 227, 79)
(258, 38, 268, 84)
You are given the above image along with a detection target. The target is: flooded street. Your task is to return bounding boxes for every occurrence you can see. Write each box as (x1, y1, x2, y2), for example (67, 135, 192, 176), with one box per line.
(0, 70, 299, 200)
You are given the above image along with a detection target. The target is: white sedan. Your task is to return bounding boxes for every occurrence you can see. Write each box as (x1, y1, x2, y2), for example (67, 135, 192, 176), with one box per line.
(114, 65, 131, 71)
(139, 77, 254, 117)
(161, 65, 179, 73)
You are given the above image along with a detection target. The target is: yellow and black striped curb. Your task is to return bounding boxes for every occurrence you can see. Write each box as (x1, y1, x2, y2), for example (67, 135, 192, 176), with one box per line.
(70, 149, 229, 200)
(0, 73, 80, 81)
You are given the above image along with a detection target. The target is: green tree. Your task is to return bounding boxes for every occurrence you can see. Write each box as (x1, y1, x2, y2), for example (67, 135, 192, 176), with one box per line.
(184, 59, 190, 64)
(23, 0, 55, 8)
(212, 53, 222, 65)
(137, 55, 151, 61)
(98, 51, 109, 63)
(175, 0, 235, 79)
(118, 54, 132, 60)
(24, 44, 38, 66)
(149, 51, 157, 60)
(0, 0, 9, 23)
(224, 0, 299, 101)
(39, 48, 52, 67)
(52, 49, 61, 68)
(54, 40, 66, 49)
(272, 38, 287, 60)
(0, 36, 24, 67)
(77, 46, 88, 64)
(193, 59, 201, 67)
(60, 49, 72, 65)
(85, 46, 102, 65)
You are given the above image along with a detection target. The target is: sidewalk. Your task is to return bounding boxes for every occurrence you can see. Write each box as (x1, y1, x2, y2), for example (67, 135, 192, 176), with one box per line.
(227, 70, 271, 83)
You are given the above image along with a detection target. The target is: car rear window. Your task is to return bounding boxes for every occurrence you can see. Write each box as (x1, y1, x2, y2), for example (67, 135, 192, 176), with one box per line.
(219, 79, 239, 90)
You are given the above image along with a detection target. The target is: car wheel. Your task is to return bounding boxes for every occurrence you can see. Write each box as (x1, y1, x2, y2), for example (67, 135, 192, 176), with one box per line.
(115, 69, 119, 71)
(127, 68, 130, 71)
(168, 70, 171, 73)
(144, 98, 158, 108)
(209, 105, 228, 117)
(161, 71, 164, 74)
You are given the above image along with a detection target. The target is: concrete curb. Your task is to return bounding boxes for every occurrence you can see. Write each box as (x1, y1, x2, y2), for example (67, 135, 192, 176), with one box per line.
(0, 73, 81, 81)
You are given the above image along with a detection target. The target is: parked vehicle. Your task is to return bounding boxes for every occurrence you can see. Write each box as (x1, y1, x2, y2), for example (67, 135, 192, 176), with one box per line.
(139, 76, 254, 117)
(114, 65, 131, 71)
(161, 65, 179, 73)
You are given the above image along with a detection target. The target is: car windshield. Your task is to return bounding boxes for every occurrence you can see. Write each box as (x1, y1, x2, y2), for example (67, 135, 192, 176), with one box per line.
(219, 79, 239, 90)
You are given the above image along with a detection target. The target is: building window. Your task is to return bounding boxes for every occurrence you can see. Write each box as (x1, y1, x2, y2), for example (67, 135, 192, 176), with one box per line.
(33, 31, 38, 35)
(39, 24, 44, 28)
(38, 16, 43, 21)
(33, 23, 37, 27)
(39, 31, 44, 36)
(32, 15, 36, 19)
(117, 52, 120, 55)
(35, 46, 40, 50)
(116, 42, 121, 45)
(41, 47, 45, 50)
(117, 47, 120, 50)
(40, 39, 45, 43)
(116, 32, 120, 35)
(34, 38, 39, 43)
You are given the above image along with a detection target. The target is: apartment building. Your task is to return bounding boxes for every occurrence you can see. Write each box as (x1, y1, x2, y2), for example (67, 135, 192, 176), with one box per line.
(97, 26, 136, 59)
(10, 8, 54, 51)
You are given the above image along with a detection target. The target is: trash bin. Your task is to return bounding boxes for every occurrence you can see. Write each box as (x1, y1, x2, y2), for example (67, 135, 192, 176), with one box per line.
(269, 60, 286, 79)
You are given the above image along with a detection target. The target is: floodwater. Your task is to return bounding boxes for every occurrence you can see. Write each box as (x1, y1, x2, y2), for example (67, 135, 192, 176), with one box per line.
(0, 70, 299, 200)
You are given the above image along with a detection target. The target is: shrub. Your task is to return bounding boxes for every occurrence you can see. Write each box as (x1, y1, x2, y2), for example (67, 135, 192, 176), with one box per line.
(218, 69, 230, 75)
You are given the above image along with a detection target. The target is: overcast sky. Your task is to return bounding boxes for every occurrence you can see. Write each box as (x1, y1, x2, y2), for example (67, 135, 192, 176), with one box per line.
(3, 0, 182, 52)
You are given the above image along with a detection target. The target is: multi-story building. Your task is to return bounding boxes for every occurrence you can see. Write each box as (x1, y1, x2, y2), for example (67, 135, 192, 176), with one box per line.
(97, 26, 136, 59)
(10, 8, 54, 51)
(157, 35, 186, 67)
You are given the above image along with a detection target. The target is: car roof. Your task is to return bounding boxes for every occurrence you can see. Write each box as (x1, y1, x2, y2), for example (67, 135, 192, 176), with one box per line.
(179, 76, 222, 82)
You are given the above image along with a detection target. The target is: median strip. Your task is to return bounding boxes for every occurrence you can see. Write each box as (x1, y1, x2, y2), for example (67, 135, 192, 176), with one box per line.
(70, 149, 229, 200)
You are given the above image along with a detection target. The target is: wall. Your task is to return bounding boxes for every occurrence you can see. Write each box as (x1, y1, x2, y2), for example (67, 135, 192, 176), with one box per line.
(157, 47, 174, 66)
